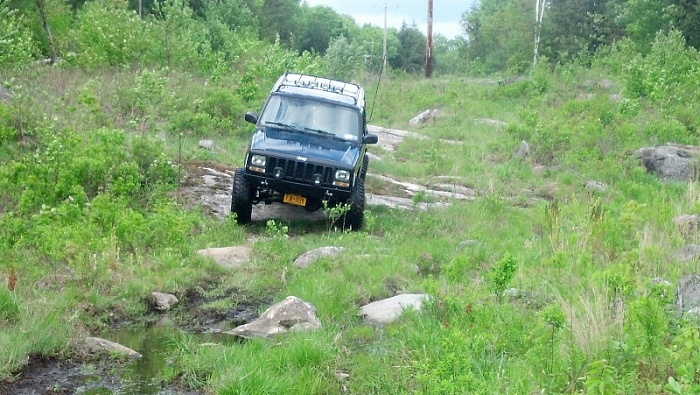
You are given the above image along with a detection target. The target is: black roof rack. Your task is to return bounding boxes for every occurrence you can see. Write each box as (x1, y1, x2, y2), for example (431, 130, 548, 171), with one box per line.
(272, 73, 364, 107)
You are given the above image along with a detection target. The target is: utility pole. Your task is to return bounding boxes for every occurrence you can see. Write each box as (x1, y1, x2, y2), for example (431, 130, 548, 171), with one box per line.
(383, 1, 388, 71)
(426, 0, 433, 78)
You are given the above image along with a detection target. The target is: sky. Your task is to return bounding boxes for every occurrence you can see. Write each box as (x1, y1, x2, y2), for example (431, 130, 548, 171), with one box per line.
(302, 0, 475, 39)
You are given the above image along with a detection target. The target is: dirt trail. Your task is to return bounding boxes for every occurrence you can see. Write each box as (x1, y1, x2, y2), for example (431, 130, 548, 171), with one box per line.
(179, 125, 477, 221)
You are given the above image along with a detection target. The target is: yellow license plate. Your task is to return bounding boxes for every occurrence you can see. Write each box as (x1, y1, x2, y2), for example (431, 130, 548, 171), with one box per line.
(283, 194, 307, 206)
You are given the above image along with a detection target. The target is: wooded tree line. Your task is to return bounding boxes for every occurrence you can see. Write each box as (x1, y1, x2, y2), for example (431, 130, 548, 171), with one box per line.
(463, 0, 700, 73)
(0, 0, 456, 75)
(2, 0, 699, 76)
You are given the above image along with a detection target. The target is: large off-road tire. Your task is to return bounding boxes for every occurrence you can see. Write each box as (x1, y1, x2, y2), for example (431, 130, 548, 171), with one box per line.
(231, 168, 253, 224)
(359, 154, 369, 180)
(337, 177, 365, 231)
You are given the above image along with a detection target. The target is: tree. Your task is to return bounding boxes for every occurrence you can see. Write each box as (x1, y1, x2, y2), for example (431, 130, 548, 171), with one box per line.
(433, 34, 467, 75)
(391, 21, 425, 73)
(295, 5, 350, 54)
(667, 0, 700, 50)
(616, 0, 672, 53)
(6, 0, 71, 61)
(540, 0, 620, 62)
(201, 0, 258, 33)
(35, 0, 56, 63)
(324, 35, 363, 81)
(257, 0, 301, 47)
(462, 0, 533, 73)
(71, 0, 149, 67)
(352, 24, 399, 74)
(533, 0, 545, 65)
(0, 0, 38, 67)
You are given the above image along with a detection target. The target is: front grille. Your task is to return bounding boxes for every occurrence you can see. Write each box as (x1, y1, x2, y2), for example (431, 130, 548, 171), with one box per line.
(268, 157, 333, 185)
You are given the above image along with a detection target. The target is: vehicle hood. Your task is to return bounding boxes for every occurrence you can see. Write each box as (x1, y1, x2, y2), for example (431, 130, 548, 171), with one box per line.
(250, 128, 360, 167)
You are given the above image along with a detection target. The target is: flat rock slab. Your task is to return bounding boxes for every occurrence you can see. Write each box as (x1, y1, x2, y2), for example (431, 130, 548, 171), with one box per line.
(360, 293, 429, 325)
(366, 194, 450, 210)
(196, 246, 251, 269)
(474, 118, 507, 127)
(367, 125, 425, 151)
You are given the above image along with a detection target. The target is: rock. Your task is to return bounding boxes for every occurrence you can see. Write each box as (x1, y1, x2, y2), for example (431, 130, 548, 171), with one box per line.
(674, 245, 700, 262)
(148, 292, 178, 311)
(474, 118, 507, 127)
(498, 75, 526, 85)
(584, 179, 607, 192)
(677, 274, 700, 316)
(637, 144, 700, 182)
(199, 139, 214, 149)
(515, 140, 532, 159)
(367, 125, 426, 152)
(197, 246, 251, 269)
(293, 246, 345, 269)
(674, 214, 700, 239)
(652, 277, 671, 287)
(456, 240, 479, 251)
(409, 109, 438, 126)
(81, 337, 141, 359)
(226, 296, 321, 339)
(360, 293, 428, 325)
(0, 86, 13, 103)
(367, 151, 383, 162)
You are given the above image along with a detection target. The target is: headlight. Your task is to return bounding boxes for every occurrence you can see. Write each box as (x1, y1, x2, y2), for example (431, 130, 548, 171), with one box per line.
(334, 170, 350, 181)
(251, 155, 266, 167)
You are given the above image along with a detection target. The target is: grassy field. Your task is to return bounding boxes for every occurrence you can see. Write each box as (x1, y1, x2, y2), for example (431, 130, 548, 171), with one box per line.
(1, 53, 700, 394)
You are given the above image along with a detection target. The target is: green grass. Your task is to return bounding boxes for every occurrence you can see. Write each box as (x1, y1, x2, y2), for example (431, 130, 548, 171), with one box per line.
(2, 60, 700, 393)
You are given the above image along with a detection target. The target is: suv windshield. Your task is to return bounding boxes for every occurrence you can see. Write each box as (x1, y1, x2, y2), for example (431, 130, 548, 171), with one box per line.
(260, 94, 362, 141)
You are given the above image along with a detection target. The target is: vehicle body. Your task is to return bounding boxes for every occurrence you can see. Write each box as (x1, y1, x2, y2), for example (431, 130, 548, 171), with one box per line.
(232, 73, 378, 229)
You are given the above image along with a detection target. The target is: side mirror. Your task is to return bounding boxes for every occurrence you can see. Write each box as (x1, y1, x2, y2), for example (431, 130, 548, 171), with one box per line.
(363, 134, 378, 144)
(244, 112, 258, 125)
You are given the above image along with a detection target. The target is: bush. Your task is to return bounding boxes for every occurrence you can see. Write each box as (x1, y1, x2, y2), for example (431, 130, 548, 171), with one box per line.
(0, 2, 38, 68)
(70, 0, 151, 68)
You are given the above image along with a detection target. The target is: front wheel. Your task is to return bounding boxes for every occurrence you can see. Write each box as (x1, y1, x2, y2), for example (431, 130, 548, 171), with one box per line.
(337, 177, 365, 231)
(359, 153, 369, 180)
(231, 168, 253, 224)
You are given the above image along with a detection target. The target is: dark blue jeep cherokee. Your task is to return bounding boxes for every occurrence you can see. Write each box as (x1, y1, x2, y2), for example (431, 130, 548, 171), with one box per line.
(232, 73, 378, 230)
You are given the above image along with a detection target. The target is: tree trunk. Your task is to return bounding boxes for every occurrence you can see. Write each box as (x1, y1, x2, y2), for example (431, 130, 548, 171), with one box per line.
(36, 0, 57, 64)
(533, 0, 546, 66)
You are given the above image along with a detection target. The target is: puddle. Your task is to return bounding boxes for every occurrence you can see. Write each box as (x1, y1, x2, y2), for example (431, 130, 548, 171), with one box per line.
(94, 325, 238, 395)
(2, 299, 259, 395)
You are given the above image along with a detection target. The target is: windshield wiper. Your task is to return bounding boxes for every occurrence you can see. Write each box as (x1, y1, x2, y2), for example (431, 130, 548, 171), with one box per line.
(264, 121, 301, 131)
(303, 127, 357, 141)
(302, 127, 336, 137)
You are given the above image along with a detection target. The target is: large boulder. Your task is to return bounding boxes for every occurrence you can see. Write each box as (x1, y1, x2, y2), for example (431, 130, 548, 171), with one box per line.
(148, 292, 178, 311)
(225, 296, 321, 339)
(360, 293, 429, 325)
(677, 274, 700, 316)
(409, 109, 438, 126)
(638, 144, 700, 182)
(293, 246, 345, 269)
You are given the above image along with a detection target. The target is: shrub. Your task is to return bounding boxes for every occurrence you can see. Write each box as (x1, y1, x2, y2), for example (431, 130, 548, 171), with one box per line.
(70, 0, 151, 68)
(0, 2, 38, 68)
